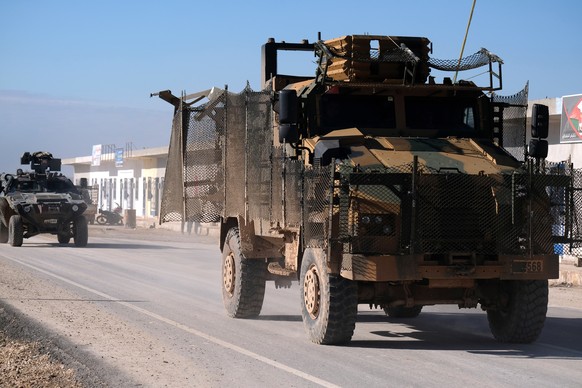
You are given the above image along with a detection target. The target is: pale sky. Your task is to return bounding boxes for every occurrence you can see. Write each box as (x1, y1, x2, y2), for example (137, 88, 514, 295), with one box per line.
(1, 0, 580, 173)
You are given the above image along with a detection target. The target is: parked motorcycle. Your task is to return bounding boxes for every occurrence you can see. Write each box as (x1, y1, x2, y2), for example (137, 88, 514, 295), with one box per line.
(96, 203, 123, 225)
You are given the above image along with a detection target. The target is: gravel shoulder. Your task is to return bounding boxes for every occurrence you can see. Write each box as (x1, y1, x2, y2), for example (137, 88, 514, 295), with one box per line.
(1, 225, 581, 387)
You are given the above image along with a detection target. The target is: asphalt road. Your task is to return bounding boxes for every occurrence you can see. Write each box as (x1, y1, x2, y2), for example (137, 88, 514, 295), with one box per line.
(0, 227, 581, 387)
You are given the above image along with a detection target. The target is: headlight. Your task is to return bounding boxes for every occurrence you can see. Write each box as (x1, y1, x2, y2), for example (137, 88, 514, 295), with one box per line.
(358, 213, 396, 236)
(72, 205, 79, 212)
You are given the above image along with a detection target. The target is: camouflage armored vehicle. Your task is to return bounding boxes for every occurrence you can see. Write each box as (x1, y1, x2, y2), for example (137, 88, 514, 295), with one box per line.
(0, 152, 89, 247)
(157, 35, 582, 344)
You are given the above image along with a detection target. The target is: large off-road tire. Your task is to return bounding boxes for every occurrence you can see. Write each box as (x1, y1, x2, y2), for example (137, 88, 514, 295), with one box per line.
(74, 215, 89, 247)
(383, 305, 423, 318)
(8, 215, 23, 247)
(0, 220, 8, 243)
(487, 280, 548, 343)
(299, 248, 358, 345)
(221, 227, 266, 318)
(96, 215, 107, 225)
(57, 234, 71, 244)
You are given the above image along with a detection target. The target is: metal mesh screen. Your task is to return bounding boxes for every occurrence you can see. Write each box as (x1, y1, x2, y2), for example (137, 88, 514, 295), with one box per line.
(572, 169, 582, 254)
(492, 84, 528, 161)
(246, 91, 274, 222)
(160, 109, 185, 222)
(303, 163, 332, 248)
(271, 146, 284, 223)
(183, 94, 226, 223)
(552, 164, 582, 256)
(340, 163, 413, 255)
(330, 160, 577, 258)
(428, 48, 502, 71)
(223, 92, 246, 217)
(285, 159, 303, 227)
(160, 92, 227, 224)
(161, 86, 306, 229)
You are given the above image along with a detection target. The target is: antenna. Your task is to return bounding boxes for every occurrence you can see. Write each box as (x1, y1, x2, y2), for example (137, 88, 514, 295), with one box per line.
(454, 0, 477, 84)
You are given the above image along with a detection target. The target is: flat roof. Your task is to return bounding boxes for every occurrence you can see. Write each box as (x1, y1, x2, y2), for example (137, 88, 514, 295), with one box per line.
(62, 146, 168, 166)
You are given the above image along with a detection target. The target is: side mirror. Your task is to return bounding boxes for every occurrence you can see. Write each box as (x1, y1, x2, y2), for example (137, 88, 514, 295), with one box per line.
(278, 89, 299, 144)
(531, 104, 549, 139)
(279, 123, 299, 144)
(528, 139, 548, 159)
(279, 89, 298, 124)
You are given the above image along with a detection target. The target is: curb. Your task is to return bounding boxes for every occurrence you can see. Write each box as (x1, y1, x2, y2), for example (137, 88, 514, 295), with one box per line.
(552, 256, 582, 286)
(552, 265, 582, 287)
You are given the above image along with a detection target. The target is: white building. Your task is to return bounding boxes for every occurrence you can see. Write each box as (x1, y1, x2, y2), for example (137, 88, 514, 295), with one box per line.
(63, 146, 168, 224)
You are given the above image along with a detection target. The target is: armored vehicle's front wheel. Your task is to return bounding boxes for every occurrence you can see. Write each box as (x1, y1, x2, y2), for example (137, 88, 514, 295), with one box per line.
(0, 221, 8, 243)
(486, 280, 548, 343)
(299, 248, 358, 345)
(57, 234, 71, 244)
(383, 305, 423, 318)
(8, 215, 23, 247)
(221, 227, 266, 318)
(74, 215, 89, 247)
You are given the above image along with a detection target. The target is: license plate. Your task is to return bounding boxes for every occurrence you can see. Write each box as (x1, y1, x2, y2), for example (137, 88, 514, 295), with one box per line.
(512, 260, 543, 273)
(44, 219, 58, 224)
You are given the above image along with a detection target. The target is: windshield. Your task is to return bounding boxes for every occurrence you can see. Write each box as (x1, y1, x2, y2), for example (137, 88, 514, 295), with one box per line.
(405, 96, 479, 136)
(319, 94, 396, 131)
(14, 180, 43, 192)
(46, 177, 77, 193)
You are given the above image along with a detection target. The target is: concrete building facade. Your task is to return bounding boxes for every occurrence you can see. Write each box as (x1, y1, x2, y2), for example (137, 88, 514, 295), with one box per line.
(63, 146, 168, 225)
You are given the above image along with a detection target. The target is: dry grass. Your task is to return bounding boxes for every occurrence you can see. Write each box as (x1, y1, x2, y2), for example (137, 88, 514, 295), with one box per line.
(0, 309, 82, 388)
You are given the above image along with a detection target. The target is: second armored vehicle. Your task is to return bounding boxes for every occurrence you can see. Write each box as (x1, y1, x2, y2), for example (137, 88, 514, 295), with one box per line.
(0, 152, 89, 247)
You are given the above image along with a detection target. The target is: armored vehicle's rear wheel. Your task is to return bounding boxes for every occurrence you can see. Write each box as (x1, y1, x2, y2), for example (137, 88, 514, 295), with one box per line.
(96, 215, 107, 225)
(299, 248, 358, 345)
(221, 227, 266, 318)
(487, 280, 548, 343)
(58, 234, 71, 244)
(0, 221, 8, 243)
(8, 215, 23, 247)
(383, 305, 423, 318)
(74, 215, 88, 247)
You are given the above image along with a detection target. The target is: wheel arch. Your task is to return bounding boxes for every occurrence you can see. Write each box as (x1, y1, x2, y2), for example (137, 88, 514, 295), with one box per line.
(220, 217, 239, 252)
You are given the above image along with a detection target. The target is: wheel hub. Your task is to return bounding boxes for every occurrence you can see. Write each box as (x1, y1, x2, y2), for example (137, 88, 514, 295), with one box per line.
(223, 252, 235, 295)
(303, 266, 320, 319)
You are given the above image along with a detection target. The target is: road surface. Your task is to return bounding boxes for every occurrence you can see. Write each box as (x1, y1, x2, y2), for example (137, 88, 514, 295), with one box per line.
(0, 226, 581, 387)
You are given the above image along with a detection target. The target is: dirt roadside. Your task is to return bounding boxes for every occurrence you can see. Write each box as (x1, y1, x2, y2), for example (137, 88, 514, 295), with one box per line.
(1, 225, 581, 387)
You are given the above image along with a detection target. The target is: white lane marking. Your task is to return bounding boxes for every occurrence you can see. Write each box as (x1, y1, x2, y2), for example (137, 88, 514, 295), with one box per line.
(5, 256, 339, 388)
